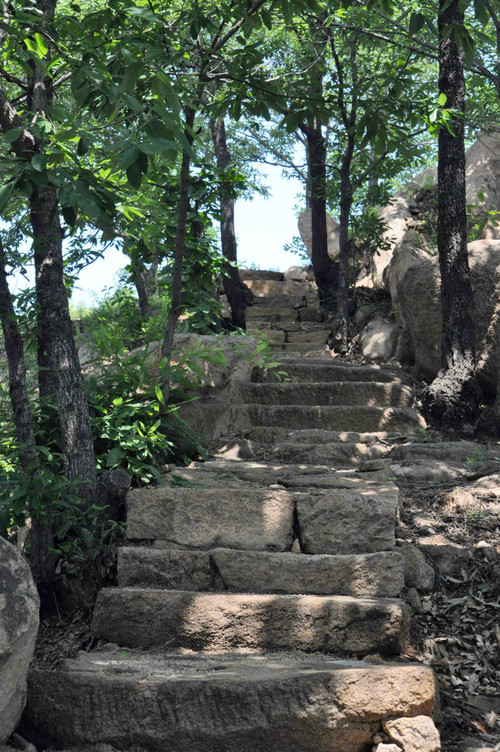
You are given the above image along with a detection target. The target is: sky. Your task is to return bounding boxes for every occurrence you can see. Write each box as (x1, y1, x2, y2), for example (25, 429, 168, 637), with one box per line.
(65, 164, 306, 307)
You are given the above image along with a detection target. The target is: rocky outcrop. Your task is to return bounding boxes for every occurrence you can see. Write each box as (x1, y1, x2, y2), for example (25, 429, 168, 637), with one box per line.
(358, 128, 500, 292)
(0, 538, 39, 742)
(396, 239, 500, 392)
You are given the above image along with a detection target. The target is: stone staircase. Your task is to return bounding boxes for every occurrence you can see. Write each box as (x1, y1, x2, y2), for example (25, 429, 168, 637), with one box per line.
(22, 270, 440, 752)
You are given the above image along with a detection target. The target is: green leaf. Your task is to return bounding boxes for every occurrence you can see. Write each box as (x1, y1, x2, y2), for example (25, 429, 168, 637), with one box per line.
(438, 93, 447, 106)
(105, 446, 127, 468)
(61, 205, 77, 227)
(77, 137, 89, 156)
(0, 182, 14, 212)
(126, 159, 143, 189)
(477, 189, 485, 202)
(31, 153, 47, 172)
(3, 127, 23, 145)
(409, 12, 426, 35)
(155, 384, 165, 405)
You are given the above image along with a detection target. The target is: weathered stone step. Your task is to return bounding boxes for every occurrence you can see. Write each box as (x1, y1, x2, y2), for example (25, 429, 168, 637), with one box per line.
(268, 439, 388, 465)
(240, 269, 284, 281)
(236, 381, 414, 407)
(22, 652, 438, 752)
(170, 459, 389, 487)
(244, 279, 307, 297)
(253, 360, 407, 384)
(246, 306, 299, 320)
(92, 589, 409, 655)
(118, 547, 405, 598)
(234, 404, 425, 433)
(127, 484, 398, 555)
(126, 487, 294, 550)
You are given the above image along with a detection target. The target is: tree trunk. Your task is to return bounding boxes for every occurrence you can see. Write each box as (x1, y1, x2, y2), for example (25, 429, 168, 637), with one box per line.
(132, 262, 152, 318)
(306, 123, 338, 310)
(422, 0, 482, 431)
(210, 117, 252, 329)
(31, 187, 98, 503)
(161, 107, 196, 401)
(336, 136, 355, 348)
(0, 239, 55, 582)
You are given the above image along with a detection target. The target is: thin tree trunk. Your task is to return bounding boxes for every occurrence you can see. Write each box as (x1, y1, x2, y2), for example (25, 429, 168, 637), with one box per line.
(161, 106, 196, 401)
(0, 239, 55, 582)
(422, 0, 482, 430)
(31, 187, 98, 503)
(210, 117, 252, 329)
(306, 123, 338, 309)
(336, 137, 355, 347)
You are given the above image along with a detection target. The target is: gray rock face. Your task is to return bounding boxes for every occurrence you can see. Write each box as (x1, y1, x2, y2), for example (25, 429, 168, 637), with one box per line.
(126, 487, 295, 552)
(296, 487, 399, 555)
(92, 589, 409, 656)
(0, 537, 39, 742)
(22, 653, 436, 752)
(359, 316, 399, 362)
(398, 544, 435, 593)
(383, 715, 441, 752)
(397, 239, 500, 392)
(298, 209, 340, 261)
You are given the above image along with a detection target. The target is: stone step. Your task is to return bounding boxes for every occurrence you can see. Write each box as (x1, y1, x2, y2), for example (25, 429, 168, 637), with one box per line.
(92, 589, 409, 655)
(170, 459, 387, 487)
(234, 404, 425, 433)
(235, 381, 414, 407)
(286, 330, 330, 345)
(240, 269, 284, 281)
(126, 486, 295, 550)
(118, 547, 405, 598)
(244, 279, 308, 297)
(22, 652, 438, 752)
(253, 360, 407, 384)
(246, 306, 299, 320)
(268, 439, 389, 465)
(127, 483, 398, 556)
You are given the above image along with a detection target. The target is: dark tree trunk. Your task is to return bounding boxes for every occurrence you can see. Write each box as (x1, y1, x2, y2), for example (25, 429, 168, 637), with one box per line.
(422, 0, 482, 431)
(336, 136, 355, 348)
(31, 187, 98, 503)
(133, 263, 151, 318)
(0, 239, 55, 582)
(161, 107, 196, 401)
(210, 117, 252, 329)
(306, 123, 338, 310)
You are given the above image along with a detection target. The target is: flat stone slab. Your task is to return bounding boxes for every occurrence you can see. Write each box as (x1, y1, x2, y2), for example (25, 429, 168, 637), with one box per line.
(118, 547, 405, 598)
(126, 487, 294, 551)
(92, 589, 409, 655)
(238, 405, 425, 433)
(21, 653, 437, 752)
(296, 487, 399, 555)
(236, 382, 414, 407)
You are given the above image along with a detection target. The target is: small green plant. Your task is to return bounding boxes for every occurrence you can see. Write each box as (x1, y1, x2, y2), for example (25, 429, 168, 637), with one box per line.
(465, 447, 484, 472)
(415, 427, 434, 443)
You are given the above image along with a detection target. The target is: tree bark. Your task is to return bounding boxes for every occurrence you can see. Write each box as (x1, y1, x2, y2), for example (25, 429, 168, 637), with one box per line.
(336, 136, 355, 348)
(305, 122, 338, 309)
(31, 187, 98, 503)
(0, 239, 55, 582)
(422, 0, 482, 430)
(210, 117, 253, 329)
(161, 106, 196, 401)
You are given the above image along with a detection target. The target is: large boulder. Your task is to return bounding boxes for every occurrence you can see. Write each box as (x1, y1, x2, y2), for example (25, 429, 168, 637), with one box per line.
(397, 239, 500, 393)
(298, 210, 340, 261)
(358, 128, 500, 289)
(0, 537, 39, 742)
